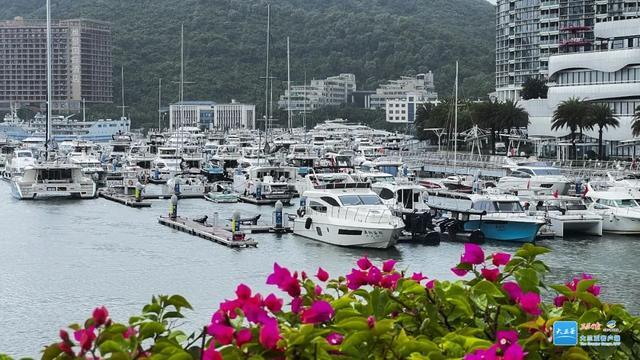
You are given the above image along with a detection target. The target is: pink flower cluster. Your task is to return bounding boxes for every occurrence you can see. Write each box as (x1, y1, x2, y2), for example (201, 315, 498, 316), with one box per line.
(58, 306, 131, 357)
(207, 284, 282, 352)
(346, 257, 402, 290)
(452, 244, 511, 282)
(554, 273, 601, 307)
(502, 282, 541, 316)
(465, 330, 525, 360)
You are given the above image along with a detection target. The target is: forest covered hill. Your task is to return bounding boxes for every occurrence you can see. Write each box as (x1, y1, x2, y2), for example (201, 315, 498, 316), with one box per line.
(0, 0, 495, 128)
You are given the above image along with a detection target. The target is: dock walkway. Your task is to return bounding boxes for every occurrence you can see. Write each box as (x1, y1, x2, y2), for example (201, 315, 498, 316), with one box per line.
(158, 216, 257, 248)
(98, 190, 152, 208)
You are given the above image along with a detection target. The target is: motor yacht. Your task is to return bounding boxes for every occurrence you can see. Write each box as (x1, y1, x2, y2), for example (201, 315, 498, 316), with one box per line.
(293, 183, 404, 248)
(3, 149, 37, 179)
(11, 161, 96, 199)
(586, 185, 640, 234)
(522, 195, 602, 237)
(498, 166, 571, 195)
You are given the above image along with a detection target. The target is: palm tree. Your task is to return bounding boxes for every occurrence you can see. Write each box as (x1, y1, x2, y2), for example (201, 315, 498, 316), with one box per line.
(589, 104, 619, 160)
(470, 100, 501, 154)
(632, 105, 640, 138)
(551, 98, 590, 159)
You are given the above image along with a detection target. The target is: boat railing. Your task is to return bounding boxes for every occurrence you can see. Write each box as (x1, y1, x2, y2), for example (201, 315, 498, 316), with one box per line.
(309, 206, 396, 224)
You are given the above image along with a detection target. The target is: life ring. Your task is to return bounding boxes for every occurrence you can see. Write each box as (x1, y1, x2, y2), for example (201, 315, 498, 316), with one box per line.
(127, 179, 134, 187)
(305, 217, 312, 229)
(297, 208, 306, 217)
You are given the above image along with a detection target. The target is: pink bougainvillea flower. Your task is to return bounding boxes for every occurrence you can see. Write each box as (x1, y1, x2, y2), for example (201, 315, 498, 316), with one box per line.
(426, 279, 436, 289)
(346, 268, 368, 290)
(235, 283, 252, 300)
(266, 263, 301, 297)
(554, 295, 568, 307)
(92, 306, 109, 326)
(326, 332, 344, 345)
(242, 302, 269, 324)
(59, 329, 70, 342)
(73, 326, 96, 352)
(382, 259, 397, 273)
(58, 342, 73, 356)
(492, 252, 511, 267)
(291, 297, 303, 314)
(207, 323, 235, 345)
(502, 282, 523, 302)
(235, 328, 253, 347)
(464, 345, 497, 360)
(219, 299, 241, 317)
(301, 271, 308, 280)
(496, 330, 519, 351)
(380, 273, 402, 289)
(211, 310, 227, 325)
(504, 342, 525, 360)
(316, 267, 329, 282)
(451, 266, 469, 277)
(259, 319, 281, 350)
(460, 243, 485, 265)
(519, 292, 542, 316)
(366, 266, 382, 285)
(367, 316, 376, 328)
(301, 300, 334, 324)
(481, 267, 501, 282)
(202, 344, 223, 360)
(314, 285, 323, 296)
(411, 272, 428, 282)
(357, 256, 373, 270)
(264, 293, 283, 313)
(123, 327, 136, 339)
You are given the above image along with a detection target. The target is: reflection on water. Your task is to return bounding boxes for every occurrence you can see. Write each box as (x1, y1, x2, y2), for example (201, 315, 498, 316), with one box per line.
(0, 183, 638, 356)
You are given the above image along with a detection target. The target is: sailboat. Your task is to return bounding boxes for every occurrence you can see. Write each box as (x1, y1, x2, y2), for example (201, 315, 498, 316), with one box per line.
(10, 0, 96, 200)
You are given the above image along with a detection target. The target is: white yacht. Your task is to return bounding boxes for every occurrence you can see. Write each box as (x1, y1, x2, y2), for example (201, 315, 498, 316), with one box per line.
(522, 196, 602, 237)
(151, 147, 182, 182)
(11, 162, 96, 199)
(293, 183, 404, 248)
(211, 144, 242, 172)
(498, 166, 571, 195)
(3, 149, 37, 179)
(165, 172, 207, 197)
(586, 186, 640, 234)
(241, 166, 296, 204)
(371, 180, 429, 215)
(107, 134, 133, 161)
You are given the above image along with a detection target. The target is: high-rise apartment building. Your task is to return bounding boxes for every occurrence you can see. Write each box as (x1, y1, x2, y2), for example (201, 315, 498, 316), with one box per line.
(0, 17, 112, 112)
(369, 73, 438, 109)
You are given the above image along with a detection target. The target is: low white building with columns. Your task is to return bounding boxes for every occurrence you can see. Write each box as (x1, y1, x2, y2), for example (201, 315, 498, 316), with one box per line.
(170, 100, 255, 130)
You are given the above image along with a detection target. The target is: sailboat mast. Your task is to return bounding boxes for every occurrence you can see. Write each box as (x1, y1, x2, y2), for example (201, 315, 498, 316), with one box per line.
(158, 78, 162, 131)
(82, 98, 86, 122)
(46, 0, 52, 150)
(287, 36, 291, 130)
(454, 61, 459, 172)
(121, 66, 125, 119)
(264, 4, 270, 135)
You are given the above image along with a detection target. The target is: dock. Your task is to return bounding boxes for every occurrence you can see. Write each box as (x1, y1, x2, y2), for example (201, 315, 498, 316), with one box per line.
(98, 190, 152, 208)
(158, 216, 258, 248)
(142, 193, 204, 200)
(239, 196, 291, 206)
(223, 224, 292, 234)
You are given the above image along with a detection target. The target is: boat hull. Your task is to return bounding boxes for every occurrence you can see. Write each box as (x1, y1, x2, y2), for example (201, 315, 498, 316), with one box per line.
(464, 219, 542, 243)
(293, 218, 401, 249)
(601, 215, 640, 234)
(548, 217, 603, 237)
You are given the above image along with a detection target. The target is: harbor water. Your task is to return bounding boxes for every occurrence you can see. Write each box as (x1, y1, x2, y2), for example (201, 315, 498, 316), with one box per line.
(1, 183, 639, 356)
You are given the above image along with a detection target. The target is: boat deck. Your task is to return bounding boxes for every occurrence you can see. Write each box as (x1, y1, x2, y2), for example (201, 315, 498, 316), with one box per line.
(239, 196, 291, 205)
(158, 215, 257, 248)
(98, 190, 151, 208)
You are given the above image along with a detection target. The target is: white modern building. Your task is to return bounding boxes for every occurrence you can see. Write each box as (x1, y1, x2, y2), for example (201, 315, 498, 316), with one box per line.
(278, 73, 356, 112)
(170, 101, 215, 129)
(385, 93, 439, 124)
(214, 100, 255, 130)
(369, 73, 438, 109)
(522, 18, 640, 152)
(170, 100, 255, 130)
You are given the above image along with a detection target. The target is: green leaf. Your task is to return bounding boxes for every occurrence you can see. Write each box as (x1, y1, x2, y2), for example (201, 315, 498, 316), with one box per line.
(472, 280, 505, 298)
(577, 292, 602, 308)
(335, 317, 369, 331)
(163, 311, 185, 319)
(331, 295, 354, 310)
(99, 340, 125, 354)
(550, 284, 574, 297)
(514, 268, 540, 292)
(576, 279, 597, 293)
(578, 308, 602, 324)
(515, 244, 550, 259)
(41, 344, 62, 360)
(139, 321, 166, 339)
(167, 295, 192, 310)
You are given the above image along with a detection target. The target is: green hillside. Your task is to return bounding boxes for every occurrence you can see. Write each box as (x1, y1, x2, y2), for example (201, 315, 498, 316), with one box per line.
(0, 0, 496, 128)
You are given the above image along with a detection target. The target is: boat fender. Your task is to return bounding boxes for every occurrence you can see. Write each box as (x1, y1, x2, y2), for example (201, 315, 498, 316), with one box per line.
(127, 179, 134, 187)
(297, 208, 306, 217)
(305, 217, 312, 229)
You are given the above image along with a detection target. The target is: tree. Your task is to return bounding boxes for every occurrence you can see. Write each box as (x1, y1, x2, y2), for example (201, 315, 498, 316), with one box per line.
(632, 105, 640, 138)
(551, 98, 590, 160)
(470, 100, 499, 154)
(498, 100, 529, 129)
(520, 78, 548, 100)
(414, 102, 435, 140)
(589, 104, 619, 160)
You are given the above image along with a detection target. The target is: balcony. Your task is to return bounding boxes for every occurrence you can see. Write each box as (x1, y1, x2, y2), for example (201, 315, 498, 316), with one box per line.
(549, 47, 640, 76)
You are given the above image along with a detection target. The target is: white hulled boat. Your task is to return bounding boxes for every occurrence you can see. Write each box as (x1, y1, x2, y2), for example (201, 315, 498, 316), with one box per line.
(11, 161, 96, 199)
(293, 182, 404, 248)
(522, 196, 602, 237)
(586, 185, 640, 234)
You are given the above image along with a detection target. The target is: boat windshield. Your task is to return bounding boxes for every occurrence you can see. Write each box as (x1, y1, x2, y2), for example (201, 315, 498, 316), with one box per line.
(614, 199, 639, 208)
(531, 168, 561, 176)
(495, 201, 524, 213)
(339, 194, 383, 206)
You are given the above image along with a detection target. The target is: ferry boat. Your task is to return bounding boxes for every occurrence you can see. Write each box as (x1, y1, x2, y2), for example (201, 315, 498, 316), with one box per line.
(293, 182, 404, 248)
(0, 113, 130, 142)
